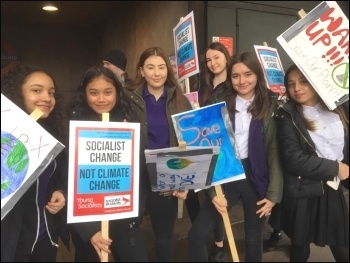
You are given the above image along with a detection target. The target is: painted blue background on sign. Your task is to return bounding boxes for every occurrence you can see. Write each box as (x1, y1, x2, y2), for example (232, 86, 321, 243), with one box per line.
(79, 130, 132, 140)
(77, 165, 131, 194)
(172, 102, 244, 185)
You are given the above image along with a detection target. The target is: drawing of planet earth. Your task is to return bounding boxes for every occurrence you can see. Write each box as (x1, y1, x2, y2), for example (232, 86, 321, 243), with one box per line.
(1, 130, 29, 199)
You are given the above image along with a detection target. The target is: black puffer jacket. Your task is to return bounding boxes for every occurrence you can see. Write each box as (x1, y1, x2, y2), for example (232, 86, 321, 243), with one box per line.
(275, 100, 349, 191)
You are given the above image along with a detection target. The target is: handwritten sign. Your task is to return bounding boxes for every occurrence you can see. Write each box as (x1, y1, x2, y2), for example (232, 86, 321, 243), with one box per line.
(277, 1, 349, 110)
(171, 102, 245, 186)
(254, 45, 286, 97)
(67, 120, 140, 223)
(1, 93, 65, 220)
(145, 146, 220, 191)
(173, 11, 200, 82)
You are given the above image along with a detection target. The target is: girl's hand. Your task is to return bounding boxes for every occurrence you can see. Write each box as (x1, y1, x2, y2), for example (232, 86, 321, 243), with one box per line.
(46, 190, 65, 214)
(173, 189, 189, 200)
(90, 231, 112, 261)
(256, 198, 275, 218)
(212, 195, 228, 215)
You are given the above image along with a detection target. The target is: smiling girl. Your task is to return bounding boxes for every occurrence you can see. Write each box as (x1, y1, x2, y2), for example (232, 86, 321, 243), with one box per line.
(188, 52, 283, 262)
(69, 66, 149, 262)
(1, 64, 69, 262)
(125, 47, 192, 262)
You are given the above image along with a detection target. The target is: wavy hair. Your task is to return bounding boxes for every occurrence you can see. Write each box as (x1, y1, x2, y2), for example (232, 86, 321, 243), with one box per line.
(70, 66, 135, 122)
(225, 52, 270, 120)
(1, 64, 68, 144)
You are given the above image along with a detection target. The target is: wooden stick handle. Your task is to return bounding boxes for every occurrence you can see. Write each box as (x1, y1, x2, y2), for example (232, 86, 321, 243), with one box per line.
(185, 78, 190, 94)
(177, 140, 186, 218)
(215, 185, 240, 262)
(29, 108, 43, 121)
(101, 220, 109, 262)
(298, 9, 307, 18)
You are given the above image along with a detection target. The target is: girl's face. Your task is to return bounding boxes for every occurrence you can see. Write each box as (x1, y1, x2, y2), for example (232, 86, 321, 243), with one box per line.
(21, 72, 56, 118)
(85, 76, 117, 117)
(140, 55, 167, 90)
(206, 49, 227, 75)
(230, 62, 257, 100)
(287, 69, 319, 106)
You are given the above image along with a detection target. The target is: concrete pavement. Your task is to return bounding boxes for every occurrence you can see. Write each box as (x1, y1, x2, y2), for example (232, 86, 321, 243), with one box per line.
(57, 187, 348, 262)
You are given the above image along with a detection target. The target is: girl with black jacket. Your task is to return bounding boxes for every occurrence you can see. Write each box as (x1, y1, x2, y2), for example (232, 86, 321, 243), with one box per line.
(68, 66, 149, 262)
(275, 64, 349, 262)
(1, 64, 69, 262)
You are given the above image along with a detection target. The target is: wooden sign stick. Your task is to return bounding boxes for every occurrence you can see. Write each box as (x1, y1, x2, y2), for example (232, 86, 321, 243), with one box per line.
(298, 9, 307, 19)
(215, 184, 239, 262)
(29, 108, 43, 121)
(101, 113, 110, 262)
(177, 141, 187, 218)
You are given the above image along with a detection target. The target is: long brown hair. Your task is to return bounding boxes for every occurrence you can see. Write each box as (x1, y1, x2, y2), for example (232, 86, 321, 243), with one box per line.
(285, 64, 348, 134)
(200, 42, 231, 106)
(225, 52, 270, 119)
(131, 46, 188, 112)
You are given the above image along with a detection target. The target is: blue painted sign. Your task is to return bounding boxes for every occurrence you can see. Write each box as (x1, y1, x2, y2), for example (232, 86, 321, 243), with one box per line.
(172, 102, 245, 186)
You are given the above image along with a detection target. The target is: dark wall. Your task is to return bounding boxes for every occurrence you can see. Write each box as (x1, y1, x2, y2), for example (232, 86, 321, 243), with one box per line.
(1, 1, 188, 103)
(2, 1, 348, 102)
(207, 1, 349, 69)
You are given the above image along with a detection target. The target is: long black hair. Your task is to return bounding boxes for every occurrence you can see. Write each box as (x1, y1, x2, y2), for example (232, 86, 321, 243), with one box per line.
(70, 66, 135, 122)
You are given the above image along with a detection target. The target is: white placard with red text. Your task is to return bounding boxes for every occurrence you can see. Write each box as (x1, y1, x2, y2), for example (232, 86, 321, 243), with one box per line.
(277, 1, 349, 110)
(67, 120, 140, 223)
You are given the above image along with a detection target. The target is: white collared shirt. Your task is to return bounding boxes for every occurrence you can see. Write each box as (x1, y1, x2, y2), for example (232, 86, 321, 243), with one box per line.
(235, 95, 254, 159)
(302, 102, 344, 161)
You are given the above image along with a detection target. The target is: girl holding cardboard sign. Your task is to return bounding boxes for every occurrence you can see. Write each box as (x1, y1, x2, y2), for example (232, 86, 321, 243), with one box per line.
(196, 41, 232, 262)
(1, 64, 69, 262)
(188, 52, 283, 262)
(124, 46, 191, 262)
(68, 66, 149, 262)
(275, 64, 349, 262)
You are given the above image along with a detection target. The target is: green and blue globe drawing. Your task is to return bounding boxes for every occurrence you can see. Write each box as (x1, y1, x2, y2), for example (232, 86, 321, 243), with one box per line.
(1, 130, 29, 199)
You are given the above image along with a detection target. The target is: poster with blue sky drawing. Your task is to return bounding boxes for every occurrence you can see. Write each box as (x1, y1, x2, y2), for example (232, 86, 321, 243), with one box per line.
(171, 102, 245, 187)
(1, 93, 65, 220)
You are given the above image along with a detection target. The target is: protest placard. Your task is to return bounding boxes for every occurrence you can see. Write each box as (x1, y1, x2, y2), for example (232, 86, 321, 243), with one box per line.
(254, 45, 286, 97)
(171, 102, 245, 186)
(173, 11, 200, 82)
(1, 93, 65, 220)
(277, 1, 349, 110)
(145, 146, 220, 191)
(67, 120, 140, 223)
